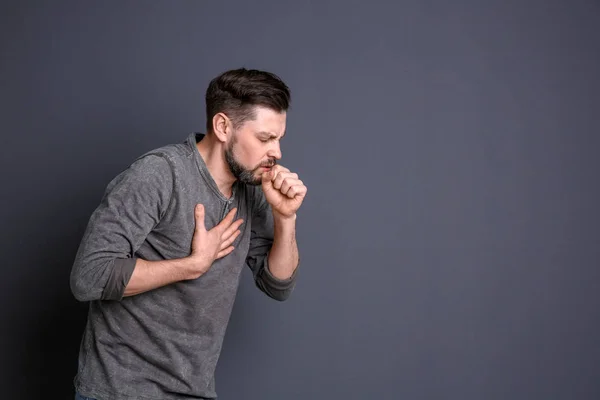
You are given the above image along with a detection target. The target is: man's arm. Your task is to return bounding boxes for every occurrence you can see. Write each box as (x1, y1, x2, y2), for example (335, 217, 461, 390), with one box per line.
(267, 213, 299, 280)
(123, 205, 242, 297)
(246, 163, 307, 302)
(121, 257, 196, 297)
(70, 154, 174, 302)
(245, 203, 299, 301)
(70, 154, 242, 301)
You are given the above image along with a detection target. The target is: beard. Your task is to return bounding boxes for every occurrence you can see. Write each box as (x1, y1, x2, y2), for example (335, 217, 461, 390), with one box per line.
(225, 138, 275, 186)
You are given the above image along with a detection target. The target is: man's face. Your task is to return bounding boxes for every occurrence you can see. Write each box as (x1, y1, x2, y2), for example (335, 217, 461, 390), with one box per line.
(225, 106, 286, 185)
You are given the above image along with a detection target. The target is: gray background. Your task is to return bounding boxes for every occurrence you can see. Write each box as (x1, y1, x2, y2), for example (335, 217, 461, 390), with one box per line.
(1, 1, 599, 399)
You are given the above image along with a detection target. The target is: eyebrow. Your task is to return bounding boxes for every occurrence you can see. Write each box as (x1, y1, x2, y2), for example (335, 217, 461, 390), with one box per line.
(257, 131, 286, 139)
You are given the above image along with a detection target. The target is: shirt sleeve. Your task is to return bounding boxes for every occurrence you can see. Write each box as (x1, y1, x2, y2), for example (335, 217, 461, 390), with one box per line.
(245, 187, 298, 301)
(70, 153, 174, 301)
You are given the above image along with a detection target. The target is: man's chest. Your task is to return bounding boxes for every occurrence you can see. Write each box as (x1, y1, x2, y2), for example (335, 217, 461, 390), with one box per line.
(149, 186, 253, 257)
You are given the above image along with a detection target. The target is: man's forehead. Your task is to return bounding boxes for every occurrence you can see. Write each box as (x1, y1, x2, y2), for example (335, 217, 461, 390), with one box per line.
(253, 107, 286, 122)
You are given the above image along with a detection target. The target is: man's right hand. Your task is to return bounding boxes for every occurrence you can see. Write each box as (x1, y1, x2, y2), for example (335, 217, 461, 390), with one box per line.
(122, 204, 242, 296)
(187, 204, 243, 279)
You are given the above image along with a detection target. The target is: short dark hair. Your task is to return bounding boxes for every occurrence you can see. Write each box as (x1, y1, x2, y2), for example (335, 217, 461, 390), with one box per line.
(205, 68, 291, 133)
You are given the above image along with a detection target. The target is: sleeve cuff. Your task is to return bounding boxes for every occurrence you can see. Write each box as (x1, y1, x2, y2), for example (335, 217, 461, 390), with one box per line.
(102, 257, 137, 300)
(261, 256, 299, 291)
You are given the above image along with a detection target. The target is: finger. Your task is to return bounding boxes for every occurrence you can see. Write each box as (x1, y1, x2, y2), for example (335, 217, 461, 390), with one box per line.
(270, 165, 290, 176)
(286, 184, 308, 199)
(216, 245, 235, 259)
(262, 170, 272, 183)
(216, 207, 238, 231)
(220, 229, 241, 250)
(194, 204, 206, 232)
(273, 171, 292, 190)
(280, 178, 303, 195)
(221, 218, 244, 241)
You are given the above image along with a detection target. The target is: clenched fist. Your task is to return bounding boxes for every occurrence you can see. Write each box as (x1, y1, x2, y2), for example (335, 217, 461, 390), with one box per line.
(261, 165, 307, 219)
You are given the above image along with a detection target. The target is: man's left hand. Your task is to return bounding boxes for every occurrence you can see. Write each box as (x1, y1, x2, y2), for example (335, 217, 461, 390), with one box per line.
(261, 165, 307, 219)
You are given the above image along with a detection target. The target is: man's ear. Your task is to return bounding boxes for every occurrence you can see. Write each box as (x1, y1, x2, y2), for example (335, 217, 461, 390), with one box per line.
(212, 112, 232, 143)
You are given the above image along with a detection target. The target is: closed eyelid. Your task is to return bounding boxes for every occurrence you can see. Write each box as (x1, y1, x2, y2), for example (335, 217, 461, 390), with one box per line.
(257, 131, 285, 140)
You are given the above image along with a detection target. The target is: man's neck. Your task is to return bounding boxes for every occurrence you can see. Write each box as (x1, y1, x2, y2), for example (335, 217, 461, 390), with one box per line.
(196, 134, 236, 198)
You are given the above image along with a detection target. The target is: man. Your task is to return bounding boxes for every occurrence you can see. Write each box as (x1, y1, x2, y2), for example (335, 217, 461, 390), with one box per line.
(70, 68, 307, 400)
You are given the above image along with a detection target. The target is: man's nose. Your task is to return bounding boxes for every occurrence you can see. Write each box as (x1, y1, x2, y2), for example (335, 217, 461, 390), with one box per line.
(268, 142, 282, 160)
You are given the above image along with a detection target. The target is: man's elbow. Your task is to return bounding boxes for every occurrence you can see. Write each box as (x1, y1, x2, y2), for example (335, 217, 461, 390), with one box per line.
(255, 275, 296, 301)
(70, 256, 134, 302)
(256, 263, 298, 301)
(70, 275, 102, 302)
(273, 288, 294, 302)
(69, 260, 108, 302)
(265, 286, 294, 302)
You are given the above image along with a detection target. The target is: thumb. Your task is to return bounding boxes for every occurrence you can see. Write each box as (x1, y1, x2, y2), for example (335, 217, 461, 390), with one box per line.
(194, 204, 206, 231)
(261, 170, 272, 185)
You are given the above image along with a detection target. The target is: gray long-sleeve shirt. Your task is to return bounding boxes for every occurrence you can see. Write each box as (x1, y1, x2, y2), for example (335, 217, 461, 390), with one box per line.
(70, 133, 297, 400)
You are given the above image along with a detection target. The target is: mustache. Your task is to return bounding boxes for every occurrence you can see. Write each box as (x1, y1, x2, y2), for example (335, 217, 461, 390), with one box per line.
(259, 159, 276, 168)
